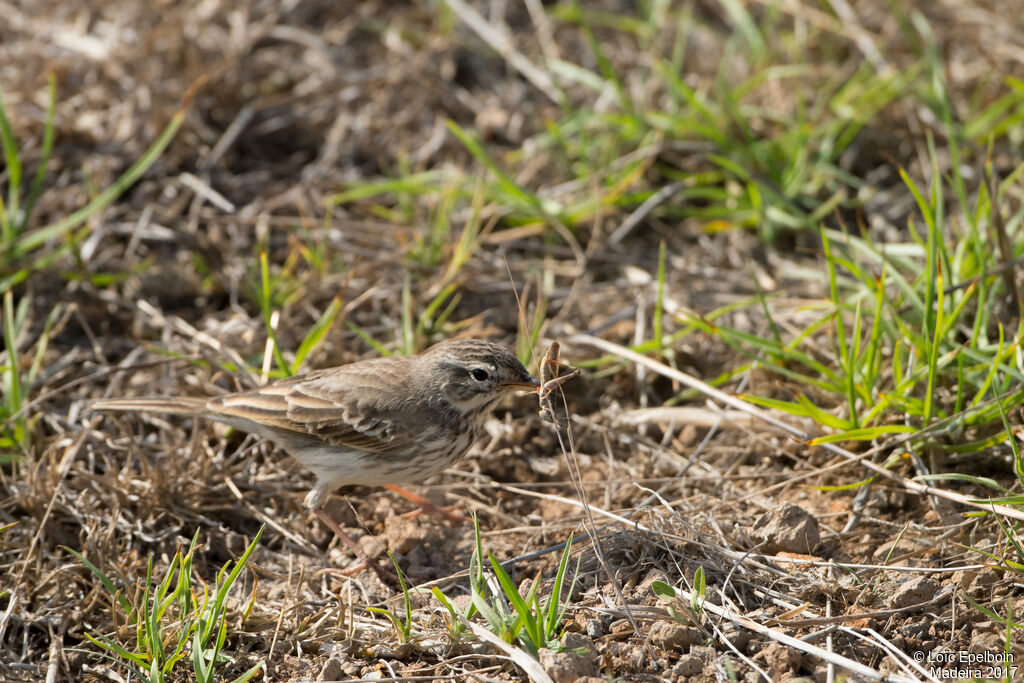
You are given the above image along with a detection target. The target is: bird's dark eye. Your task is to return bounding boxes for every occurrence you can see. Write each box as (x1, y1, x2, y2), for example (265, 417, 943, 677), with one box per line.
(470, 368, 490, 382)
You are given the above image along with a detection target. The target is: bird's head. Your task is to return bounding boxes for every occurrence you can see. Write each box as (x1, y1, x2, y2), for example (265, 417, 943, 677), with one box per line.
(422, 339, 540, 412)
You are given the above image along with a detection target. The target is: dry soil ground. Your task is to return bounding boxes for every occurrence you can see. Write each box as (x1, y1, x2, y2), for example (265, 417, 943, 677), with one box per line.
(2, 1, 1024, 682)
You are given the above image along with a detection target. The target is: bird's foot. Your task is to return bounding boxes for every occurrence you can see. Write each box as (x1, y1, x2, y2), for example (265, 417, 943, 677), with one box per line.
(383, 484, 470, 525)
(399, 502, 470, 524)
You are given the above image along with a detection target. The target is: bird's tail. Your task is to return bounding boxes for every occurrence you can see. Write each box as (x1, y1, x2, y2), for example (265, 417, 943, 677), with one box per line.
(92, 397, 209, 416)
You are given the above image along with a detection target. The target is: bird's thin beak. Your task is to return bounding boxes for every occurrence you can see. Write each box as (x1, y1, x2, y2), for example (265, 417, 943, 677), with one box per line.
(501, 374, 542, 391)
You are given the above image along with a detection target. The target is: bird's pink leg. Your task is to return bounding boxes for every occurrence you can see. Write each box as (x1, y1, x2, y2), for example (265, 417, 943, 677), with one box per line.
(312, 506, 396, 582)
(382, 484, 470, 524)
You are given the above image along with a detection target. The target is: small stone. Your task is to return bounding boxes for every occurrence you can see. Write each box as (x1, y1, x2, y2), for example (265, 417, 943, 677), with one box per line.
(372, 643, 416, 660)
(649, 620, 702, 649)
(968, 568, 1003, 599)
(753, 642, 802, 678)
(476, 106, 511, 141)
(888, 577, 938, 609)
(539, 645, 599, 682)
(970, 629, 1003, 653)
(871, 540, 916, 563)
(753, 503, 820, 554)
(358, 533, 386, 560)
(674, 653, 704, 676)
(610, 620, 633, 634)
(383, 516, 431, 555)
(562, 632, 596, 653)
(721, 623, 751, 651)
(635, 569, 670, 598)
(950, 568, 978, 589)
(689, 645, 716, 667)
(317, 655, 344, 681)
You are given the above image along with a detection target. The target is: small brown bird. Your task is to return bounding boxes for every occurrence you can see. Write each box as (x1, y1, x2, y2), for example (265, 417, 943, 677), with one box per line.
(94, 339, 540, 572)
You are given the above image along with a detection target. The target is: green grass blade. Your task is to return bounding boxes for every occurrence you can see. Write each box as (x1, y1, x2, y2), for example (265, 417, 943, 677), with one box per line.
(993, 382, 1024, 487)
(27, 302, 62, 387)
(446, 120, 545, 213)
(740, 393, 850, 430)
(544, 534, 573, 632)
(345, 321, 391, 356)
(207, 525, 263, 635)
(227, 661, 266, 683)
(2, 290, 25, 449)
(415, 282, 458, 343)
(794, 392, 854, 431)
(64, 546, 135, 617)
(923, 252, 943, 426)
(82, 632, 149, 670)
(815, 476, 876, 492)
(258, 251, 290, 375)
(961, 593, 1024, 629)
(914, 473, 1012, 494)
(808, 425, 916, 445)
(488, 552, 541, 655)
(326, 170, 447, 205)
(293, 295, 342, 370)
(431, 586, 468, 638)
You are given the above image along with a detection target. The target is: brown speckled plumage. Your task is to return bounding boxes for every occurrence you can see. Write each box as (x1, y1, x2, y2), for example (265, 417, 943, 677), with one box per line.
(94, 339, 539, 509)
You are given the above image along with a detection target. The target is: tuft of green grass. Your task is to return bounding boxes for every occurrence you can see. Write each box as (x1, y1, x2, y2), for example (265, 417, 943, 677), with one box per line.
(367, 553, 416, 644)
(430, 583, 475, 643)
(482, 537, 579, 657)
(426, 515, 580, 657)
(468, 517, 580, 658)
(68, 526, 265, 683)
(0, 290, 26, 455)
(0, 289, 61, 455)
(683, 146, 1024, 453)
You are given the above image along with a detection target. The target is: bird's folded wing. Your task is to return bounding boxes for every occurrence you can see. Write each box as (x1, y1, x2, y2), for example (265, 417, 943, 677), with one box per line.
(209, 365, 416, 453)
